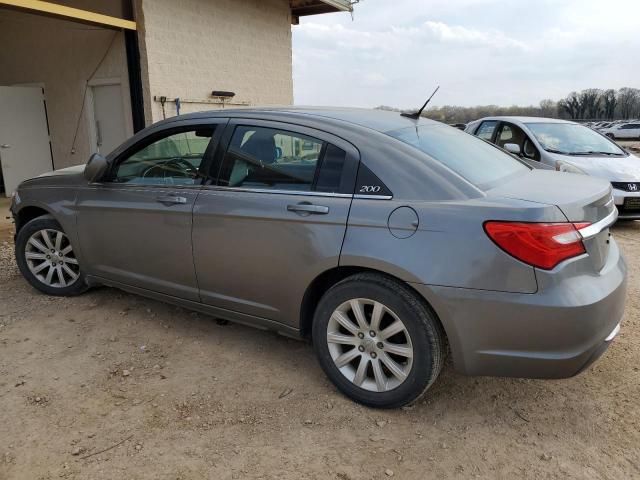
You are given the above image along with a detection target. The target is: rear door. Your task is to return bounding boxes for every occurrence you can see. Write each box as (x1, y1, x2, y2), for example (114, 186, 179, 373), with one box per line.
(76, 120, 226, 300)
(192, 119, 358, 326)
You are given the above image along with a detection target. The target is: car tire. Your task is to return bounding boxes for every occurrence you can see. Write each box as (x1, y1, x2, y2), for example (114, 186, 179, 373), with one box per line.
(606, 133, 615, 139)
(312, 273, 446, 408)
(15, 215, 88, 296)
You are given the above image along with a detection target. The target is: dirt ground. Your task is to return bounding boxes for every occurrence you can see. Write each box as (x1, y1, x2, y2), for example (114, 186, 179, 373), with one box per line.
(0, 200, 639, 480)
(621, 139, 640, 154)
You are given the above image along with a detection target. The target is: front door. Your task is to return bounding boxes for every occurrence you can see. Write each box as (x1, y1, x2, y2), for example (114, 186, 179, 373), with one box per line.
(76, 122, 224, 300)
(192, 120, 359, 326)
(0, 86, 53, 196)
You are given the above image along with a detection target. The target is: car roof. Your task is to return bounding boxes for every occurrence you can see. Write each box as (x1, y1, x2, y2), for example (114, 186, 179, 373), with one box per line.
(158, 106, 441, 134)
(473, 116, 574, 126)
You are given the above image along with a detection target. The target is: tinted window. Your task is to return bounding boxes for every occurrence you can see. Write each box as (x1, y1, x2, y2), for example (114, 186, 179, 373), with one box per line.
(219, 126, 327, 191)
(525, 123, 624, 155)
(388, 123, 529, 189)
(113, 128, 214, 185)
(475, 121, 497, 140)
(316, 143, 347, 193)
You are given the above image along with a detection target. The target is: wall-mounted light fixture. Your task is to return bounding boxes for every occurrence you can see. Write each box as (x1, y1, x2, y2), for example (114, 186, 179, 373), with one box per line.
(211, 91, 236, 98)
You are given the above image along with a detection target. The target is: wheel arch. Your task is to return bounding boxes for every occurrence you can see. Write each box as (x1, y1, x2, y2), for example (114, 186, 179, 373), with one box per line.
(14, 204, 55, 234)
(299, 266, 449, 347)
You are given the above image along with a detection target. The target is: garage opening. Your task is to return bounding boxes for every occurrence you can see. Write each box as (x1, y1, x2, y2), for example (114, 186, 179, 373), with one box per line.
(0, 0, 138, 196)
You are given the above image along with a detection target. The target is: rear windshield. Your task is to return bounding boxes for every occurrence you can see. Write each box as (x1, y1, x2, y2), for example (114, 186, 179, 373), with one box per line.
(387, 123, 529, 189)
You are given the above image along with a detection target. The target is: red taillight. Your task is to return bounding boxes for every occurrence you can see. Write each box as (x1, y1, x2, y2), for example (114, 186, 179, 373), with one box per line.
(484, 221, 591, 270)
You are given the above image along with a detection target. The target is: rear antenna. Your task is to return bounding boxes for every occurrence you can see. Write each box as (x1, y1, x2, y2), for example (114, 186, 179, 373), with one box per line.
(401, 86, 440, 119)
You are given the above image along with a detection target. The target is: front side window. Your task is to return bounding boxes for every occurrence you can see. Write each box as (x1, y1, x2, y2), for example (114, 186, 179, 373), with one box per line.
(475, 120, 497, 140)
(496, 124, 514, 145)
(525, 123, 624, 155)
(219, 126, 343, 192)
(388, 123, 529, 189)
(495, 123, 527, 148)
(112, 128, 215, 185)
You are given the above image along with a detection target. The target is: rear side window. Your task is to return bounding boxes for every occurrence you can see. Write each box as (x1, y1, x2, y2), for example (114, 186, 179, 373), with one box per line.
(475, 120, 498, 140)
(218, 125, 347, 193)
(388, 123, 529, 189)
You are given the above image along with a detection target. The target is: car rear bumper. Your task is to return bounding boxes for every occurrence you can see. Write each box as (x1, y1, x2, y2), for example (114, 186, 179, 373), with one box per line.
(412, 239, 627, 378)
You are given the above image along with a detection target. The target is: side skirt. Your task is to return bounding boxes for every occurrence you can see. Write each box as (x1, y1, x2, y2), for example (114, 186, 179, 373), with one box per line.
(86, 275, 303, 340)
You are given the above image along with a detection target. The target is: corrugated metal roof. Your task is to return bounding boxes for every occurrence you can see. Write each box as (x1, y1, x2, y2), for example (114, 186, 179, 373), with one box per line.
(318, 0, 352, 11)
(290, 0, 352, 17)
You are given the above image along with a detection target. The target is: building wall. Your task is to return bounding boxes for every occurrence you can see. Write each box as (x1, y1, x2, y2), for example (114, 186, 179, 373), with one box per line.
(0, 5, 133, 169)
(135, 0, 294, 123)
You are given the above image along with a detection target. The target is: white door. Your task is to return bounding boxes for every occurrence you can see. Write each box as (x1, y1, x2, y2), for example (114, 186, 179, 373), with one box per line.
(91, 84, 127, 156)
(0, 86, 53, 196)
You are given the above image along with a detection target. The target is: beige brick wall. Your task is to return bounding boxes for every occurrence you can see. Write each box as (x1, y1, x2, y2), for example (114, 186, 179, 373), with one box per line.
(136, 0, 294, 123)
(0, 5, 133, 169)
(0, 0, 296, 170)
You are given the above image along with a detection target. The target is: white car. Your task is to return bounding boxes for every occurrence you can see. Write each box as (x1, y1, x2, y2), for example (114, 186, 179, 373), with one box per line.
(466, 116, 640, 219)
(595, 122, 614, 131)
(602, 122, 640, 140)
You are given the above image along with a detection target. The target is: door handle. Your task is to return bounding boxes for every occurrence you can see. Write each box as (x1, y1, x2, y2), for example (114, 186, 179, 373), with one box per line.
(287, 203, 329, 215)
(156, 195, 187, 205)
(0, 144, 10, 149)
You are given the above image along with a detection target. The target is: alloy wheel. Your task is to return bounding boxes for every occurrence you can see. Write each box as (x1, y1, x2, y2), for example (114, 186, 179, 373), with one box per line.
(25, 229, 80, 288)
(326, 298, 414, 392)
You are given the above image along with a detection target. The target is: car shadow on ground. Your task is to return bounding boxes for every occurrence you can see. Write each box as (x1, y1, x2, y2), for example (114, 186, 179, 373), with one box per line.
(85, 283, 618, 422)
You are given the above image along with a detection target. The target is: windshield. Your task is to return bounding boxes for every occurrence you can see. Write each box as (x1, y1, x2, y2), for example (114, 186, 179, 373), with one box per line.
(388, 123, 529, 189)
(525, 123, 624, 155)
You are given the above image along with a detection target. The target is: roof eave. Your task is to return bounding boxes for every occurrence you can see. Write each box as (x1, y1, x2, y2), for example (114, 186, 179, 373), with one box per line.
(291, 0, 352, 18)
(318, 0, 352, 12)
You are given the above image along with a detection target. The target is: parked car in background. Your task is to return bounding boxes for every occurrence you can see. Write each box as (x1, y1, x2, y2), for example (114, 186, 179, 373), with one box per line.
(466, 116, 640, 219)
(595, 122, 614, 131)
(11, 108, 626, 408)
(601, 122, 640, 140)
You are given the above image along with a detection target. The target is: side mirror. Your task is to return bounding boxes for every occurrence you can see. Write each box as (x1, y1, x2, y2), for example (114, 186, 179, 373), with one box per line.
(504, 143, 521, 155)
(84, 153, 110, 182)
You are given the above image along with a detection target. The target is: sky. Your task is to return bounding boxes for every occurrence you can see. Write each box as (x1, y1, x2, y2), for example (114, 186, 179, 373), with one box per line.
(291, 0, 640, 109)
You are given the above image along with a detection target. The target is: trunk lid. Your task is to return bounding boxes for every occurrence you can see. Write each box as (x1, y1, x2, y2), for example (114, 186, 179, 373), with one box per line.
(487, 170, 616, 271)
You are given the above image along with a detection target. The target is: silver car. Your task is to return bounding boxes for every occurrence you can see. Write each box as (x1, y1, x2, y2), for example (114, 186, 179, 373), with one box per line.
(10, 108, 626, 408)
(466, 116, 640, 219)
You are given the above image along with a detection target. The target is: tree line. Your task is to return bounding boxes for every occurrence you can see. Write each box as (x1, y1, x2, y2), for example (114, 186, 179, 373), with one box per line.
(377, 87, 640, 124)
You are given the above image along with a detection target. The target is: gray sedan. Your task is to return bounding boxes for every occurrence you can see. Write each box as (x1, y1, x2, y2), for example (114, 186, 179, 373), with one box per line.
(466, 116, 640, 219)
(10, 108, 626, 408)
